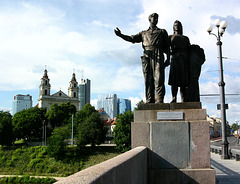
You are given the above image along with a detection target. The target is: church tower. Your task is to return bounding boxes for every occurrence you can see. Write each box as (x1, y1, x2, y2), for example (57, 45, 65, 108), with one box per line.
(68, 73, 79, 98)
(39, 69, 51, 97)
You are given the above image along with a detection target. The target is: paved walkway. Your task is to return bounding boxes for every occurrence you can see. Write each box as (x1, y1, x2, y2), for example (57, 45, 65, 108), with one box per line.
(211, 153, 240, 184)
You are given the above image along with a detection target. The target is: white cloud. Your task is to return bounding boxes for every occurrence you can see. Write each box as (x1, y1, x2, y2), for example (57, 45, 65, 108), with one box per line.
(203, 105, 208, 109)
(0, 107, 11, 113)
(200, 81, 219, 94)
(62, 31, 103, 56)
(92, 20, 111, 28)
(225, 75, 240, 94)
(0, 2, 121, 91)
(112, 66, 143, 92)
(129, 96, 142, 109)
(226, 104, 240, 124)
(0, 4, 65, 90)
(0, 0, 240, 125)
(91, 99, 98, 109)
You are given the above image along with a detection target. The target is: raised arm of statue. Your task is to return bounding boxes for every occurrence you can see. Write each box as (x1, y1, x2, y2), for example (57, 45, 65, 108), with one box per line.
(114, 27, 134, 43)
(114, 27, 122, 36)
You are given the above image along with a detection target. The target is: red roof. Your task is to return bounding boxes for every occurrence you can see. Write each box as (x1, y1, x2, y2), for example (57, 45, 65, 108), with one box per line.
(104, 119, 116, 125)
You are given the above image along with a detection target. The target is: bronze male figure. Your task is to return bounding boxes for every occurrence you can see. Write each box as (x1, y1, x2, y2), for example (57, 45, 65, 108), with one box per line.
(114, 13, 170, 103)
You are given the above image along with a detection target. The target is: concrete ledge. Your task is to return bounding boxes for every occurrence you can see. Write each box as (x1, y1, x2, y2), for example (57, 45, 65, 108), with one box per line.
(170, 102, 202, 110)
(54, 146, 148, 184)
(137, 102, 202, 110)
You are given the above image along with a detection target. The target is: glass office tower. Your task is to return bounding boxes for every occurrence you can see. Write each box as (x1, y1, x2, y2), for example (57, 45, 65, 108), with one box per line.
(79, 79, 91, 110)
(118, 98, 131, 114)
(97, 94, 117, 119)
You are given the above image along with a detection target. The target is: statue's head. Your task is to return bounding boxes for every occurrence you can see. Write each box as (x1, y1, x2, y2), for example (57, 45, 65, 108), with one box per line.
(148, 13, 158, 26)
(173, 20, 183, 35)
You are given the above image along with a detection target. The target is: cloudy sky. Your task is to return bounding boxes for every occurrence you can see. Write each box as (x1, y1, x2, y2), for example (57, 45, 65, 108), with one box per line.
(0, 0, 240, 124)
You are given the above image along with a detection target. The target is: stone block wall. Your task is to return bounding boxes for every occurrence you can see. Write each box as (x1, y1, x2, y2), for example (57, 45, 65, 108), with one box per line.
(55, 146, 148, 184)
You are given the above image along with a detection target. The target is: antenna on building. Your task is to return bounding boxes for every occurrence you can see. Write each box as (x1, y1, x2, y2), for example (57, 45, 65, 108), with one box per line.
(45, 65, 47, 70)
(73, 68, 75, 73)
(81, 69, 84, 79)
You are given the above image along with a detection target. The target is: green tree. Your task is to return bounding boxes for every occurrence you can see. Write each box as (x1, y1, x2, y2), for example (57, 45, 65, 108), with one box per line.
(12, 107, 46, 141)
(76, 104, 106, 147)
(75, 103, 98, 137)
(0, 111, 13, 146)
(232, 123, 239, 132)
(46, 102, 76, 128)
(47, 127, 70, 159)
(76, 103, 96, 124)
(77, 112, 106, 147)
(114, 111, 133, 152)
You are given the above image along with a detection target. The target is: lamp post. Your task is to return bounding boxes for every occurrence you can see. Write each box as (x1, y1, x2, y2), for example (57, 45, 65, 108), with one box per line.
(207, 19, 229, 159)
(72, 114, 74, 146)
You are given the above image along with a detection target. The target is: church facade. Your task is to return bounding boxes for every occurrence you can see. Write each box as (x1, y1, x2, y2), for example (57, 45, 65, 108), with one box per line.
(38, 69, 79, 111)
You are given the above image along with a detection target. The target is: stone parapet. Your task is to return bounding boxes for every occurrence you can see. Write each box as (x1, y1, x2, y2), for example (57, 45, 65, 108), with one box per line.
(54, 146, 215, 184)
(55, 146, 148, 184)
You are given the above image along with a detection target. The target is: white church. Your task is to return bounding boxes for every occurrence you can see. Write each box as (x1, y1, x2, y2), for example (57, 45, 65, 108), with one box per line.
(38, 69, 80, 111)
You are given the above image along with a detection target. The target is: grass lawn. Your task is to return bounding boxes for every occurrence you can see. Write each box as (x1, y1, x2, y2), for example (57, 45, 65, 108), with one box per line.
(0, 145, 121, 177)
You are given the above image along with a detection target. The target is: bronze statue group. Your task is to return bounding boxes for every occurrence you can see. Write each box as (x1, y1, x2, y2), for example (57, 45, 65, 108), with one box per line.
(114, 13, 205, 104)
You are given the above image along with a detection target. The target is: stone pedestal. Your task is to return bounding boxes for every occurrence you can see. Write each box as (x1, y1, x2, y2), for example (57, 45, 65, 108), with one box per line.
(132, 102, 215, 184)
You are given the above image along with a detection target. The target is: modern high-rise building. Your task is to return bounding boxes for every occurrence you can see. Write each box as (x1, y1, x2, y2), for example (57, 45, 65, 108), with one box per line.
(117, 98, 131, 114)
(12, 94, 32, 115)
(97, 94, 117, 119)
(79, 79, 91, 110)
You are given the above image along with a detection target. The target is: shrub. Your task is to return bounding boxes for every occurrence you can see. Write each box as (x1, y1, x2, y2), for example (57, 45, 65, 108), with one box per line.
(0, 175, 56, 183)
(0, 111, 13, 146)
(47, 127, 70, 159)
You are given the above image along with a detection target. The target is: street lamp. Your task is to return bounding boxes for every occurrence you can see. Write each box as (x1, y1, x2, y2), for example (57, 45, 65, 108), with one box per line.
(207, 19, 229, 159)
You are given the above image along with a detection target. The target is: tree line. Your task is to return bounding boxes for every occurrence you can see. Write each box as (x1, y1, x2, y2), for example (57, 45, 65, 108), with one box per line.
(0, 102, 133, 154)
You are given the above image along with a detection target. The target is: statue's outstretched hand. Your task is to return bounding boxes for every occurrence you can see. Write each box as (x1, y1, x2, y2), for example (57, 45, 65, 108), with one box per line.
(114, 27, 122, 36)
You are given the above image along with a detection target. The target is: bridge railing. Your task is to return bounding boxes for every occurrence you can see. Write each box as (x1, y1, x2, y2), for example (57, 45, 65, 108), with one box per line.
(55, 146, 148, 184)
(210, 145, 240, 161)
